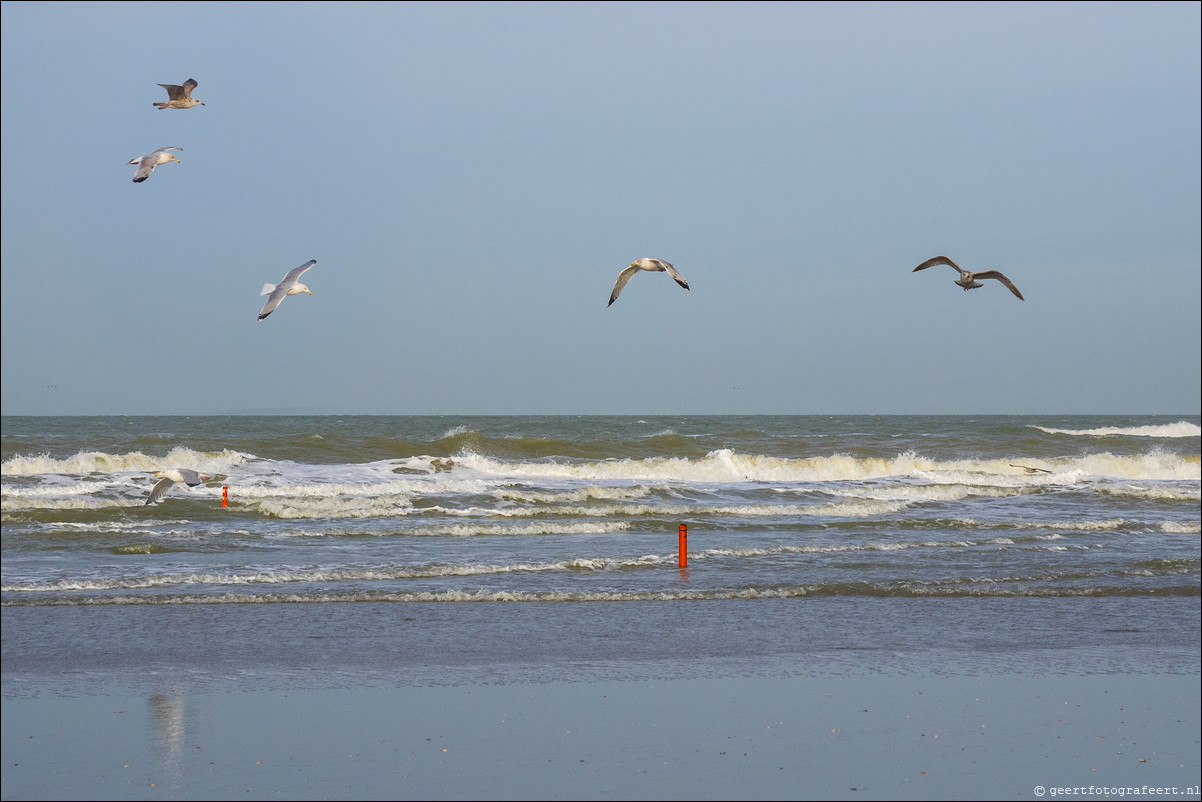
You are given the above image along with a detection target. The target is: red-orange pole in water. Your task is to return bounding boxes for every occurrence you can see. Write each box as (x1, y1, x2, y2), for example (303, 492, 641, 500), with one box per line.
(222, 486, 228, 508)
(678, 523, 687, 568)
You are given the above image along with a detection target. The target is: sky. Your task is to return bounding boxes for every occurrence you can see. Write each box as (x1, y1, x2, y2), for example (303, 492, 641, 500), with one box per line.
(1, 1, 1199, 416)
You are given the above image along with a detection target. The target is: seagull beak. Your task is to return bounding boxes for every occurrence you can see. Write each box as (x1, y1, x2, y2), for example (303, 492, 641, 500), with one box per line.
(307, 290, 313, 295)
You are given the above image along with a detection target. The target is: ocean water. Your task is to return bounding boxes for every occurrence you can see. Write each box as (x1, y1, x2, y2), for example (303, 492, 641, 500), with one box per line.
(2, 414, 1200, 689)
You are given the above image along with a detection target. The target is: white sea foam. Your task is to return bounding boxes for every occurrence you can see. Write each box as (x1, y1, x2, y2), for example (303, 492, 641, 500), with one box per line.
(1098, 485, 1201, 501)
(252, 495, 414, 520)
(701, 536, 1024, 559)
(1031, 421, 1200, 438)
(802, 484, 1015, 503)
(0, 553, 670, 593)
(1040, 519, 1128, 531)
(1062, 451, 1200, 481)
(1, 447, 252, 476)
(419, 521, 633, 537)
(260, 521, 634, 538)
(451, 449, 1199, 485)
(0, 480, 111, 498)
(1161, 521, 1201, 534)
(491, 485, 655, 504)
(1, 495, 152, 512)
(11, 582, 1150, 604)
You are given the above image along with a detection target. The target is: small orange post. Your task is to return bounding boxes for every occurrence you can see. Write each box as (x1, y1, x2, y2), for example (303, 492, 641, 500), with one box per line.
(678, 523, 687, 568)
(222, 486, 228, 508)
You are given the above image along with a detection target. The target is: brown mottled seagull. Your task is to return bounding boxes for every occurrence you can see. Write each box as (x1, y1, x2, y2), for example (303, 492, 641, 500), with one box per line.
(128, 146, 182, 183)
(608, 258, 690, 307)
(145, 468, 212, 505)
(912, 255, 1024, 301)
(154, 78, 205, 110)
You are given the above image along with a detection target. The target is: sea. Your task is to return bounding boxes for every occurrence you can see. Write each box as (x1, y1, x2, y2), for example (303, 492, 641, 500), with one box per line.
(2, 414, 1200, 691)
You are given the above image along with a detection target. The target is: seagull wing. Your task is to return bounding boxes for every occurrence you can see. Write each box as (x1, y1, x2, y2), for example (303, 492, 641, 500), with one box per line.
(281, 260, 317, 285)
(608, 265, 642, 307)
(258, 285, 290, 320)
(913, 255, 967, 276)
(159, 83, 186, 101)
(659, 260, 690, 291)
(132, 156, 156, 183)
(145, 477, 175, 505)
(177, 468, 207, 486)
(974, 270, 1024, 300)
(182, 79, 199, 98)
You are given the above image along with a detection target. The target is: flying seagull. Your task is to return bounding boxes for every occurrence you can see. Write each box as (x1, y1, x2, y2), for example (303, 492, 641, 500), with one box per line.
(608, 258, 690, 307)
(912, 255, 1024, 300)
(154, 79, 205, 110)
(1010, 464, 1052, 474)
(259, 260, 317, 320)
(128, 146, 182, 183)
(145, 468, 212, 505)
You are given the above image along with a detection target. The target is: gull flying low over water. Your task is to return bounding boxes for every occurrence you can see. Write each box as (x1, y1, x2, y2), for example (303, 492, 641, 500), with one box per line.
(608, 258, 690, 307)
(145, 468, 212, 505)
(128, 146, 182, 183)
(154, 78, 205, 110)
(1011, 464, 1052, 474)
(259, 260, 317, 320)
(912, 255, 1024, 301)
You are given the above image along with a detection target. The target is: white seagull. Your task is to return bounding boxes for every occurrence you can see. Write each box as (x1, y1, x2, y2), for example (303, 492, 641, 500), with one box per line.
(145, 468, 212, 505)
(128, 146, 182, 183)
(608, 258, 690, 307)
(912, 255, 1024, 300)
(154, 79, 205, 110)
(259, 260, 317, 320)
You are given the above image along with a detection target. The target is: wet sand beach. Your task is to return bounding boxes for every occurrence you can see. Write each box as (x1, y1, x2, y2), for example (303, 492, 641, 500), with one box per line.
(3, 600, 1199, 801)
(3, 670, 1201, 801)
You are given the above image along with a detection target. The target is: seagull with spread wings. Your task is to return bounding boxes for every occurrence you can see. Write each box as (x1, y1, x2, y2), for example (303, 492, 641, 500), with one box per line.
(912, 255, 1024, 300)
(258, 260, 317, 320)
(154, 79, 205, 110)
(608, 258, 690, 307)
(128, 146, 182, 183)
(145, 468, 212, 505)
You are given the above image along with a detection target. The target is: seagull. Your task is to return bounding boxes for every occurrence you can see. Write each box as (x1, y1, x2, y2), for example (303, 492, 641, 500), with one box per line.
(259, 260, 317, 320)
(153, 79, 205, 110)
(128, 147, 182, 183)
(912, 255, 1024, 300)
(608, 258, 690, 307)
(145, 468, 212, 505)
(1010, 464, 1052, 474)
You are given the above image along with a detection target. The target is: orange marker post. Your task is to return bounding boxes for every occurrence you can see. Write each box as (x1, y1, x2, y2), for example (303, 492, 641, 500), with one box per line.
(678, 523, 687, 568)
(222, 486, 228, 508)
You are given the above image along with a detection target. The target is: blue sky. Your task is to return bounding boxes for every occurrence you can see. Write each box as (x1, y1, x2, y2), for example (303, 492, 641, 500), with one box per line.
(2, 1, 1198, 415)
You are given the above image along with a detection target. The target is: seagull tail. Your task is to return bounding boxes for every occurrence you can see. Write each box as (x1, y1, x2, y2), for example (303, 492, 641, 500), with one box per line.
(260, 283, 276, 296)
